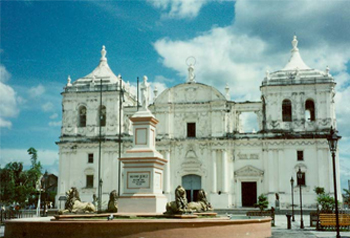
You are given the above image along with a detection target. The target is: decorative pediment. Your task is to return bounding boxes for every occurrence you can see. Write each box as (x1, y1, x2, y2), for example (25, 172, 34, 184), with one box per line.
(177, 149, 206, 177)
(84, 167, 95, 175)
(234, 165, 264, 177)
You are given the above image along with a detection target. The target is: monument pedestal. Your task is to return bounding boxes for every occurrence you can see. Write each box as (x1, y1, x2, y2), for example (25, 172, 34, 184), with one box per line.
(119, 194, 167, 213)
(118, 109, 168, 214)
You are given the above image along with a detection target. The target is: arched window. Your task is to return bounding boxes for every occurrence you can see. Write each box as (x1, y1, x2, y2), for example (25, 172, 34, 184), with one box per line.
(305, 99, 315, 121)
(282, 99, 292, 122)
(99, 105, 106, 127)
(79, 106, 87, 127)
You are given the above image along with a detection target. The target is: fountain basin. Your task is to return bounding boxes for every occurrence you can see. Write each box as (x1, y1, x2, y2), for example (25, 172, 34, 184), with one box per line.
(5, 214, 271, 238)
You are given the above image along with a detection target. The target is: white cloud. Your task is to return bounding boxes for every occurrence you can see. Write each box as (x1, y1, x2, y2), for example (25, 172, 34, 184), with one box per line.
(154, 75, 174, 83)
(154, 27, 268, 100)
(48, 121, 61, 127)
(0, 66, 19, 128)
(50, 113, 58, 119)
(29, 84, 45, 98)
(0, 64, 11, 83)
(148, 0, 209, 19)
(0, 117, 12, 128)
(42, 102, 54, 112)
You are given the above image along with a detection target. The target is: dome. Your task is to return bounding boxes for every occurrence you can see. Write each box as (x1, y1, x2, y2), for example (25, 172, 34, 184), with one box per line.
(154, 82, 226, 104)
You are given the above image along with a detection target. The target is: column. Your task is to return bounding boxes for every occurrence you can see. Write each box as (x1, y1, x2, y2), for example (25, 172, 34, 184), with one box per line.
(327, 149, 333, 193)
(262, 149, 269, 191)
(164, 150, 171, 193)
(317, 149, 324, 188)
(268, 150, 275, 192)
(278, 150, 284, 192)
(222, 150, 228, 193)
(211, 150, 217, 193)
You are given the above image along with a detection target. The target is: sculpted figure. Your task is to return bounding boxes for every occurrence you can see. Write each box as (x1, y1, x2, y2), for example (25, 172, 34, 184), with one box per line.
(58, 187, 96, 214)
(187, 189, 213, 213)
(140, 76, 150, 110)
(106, 190, 118, 213)
(164, 185, 189, 214)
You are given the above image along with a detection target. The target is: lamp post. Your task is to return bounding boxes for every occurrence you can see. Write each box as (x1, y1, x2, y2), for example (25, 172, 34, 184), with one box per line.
(117, 76, 125, 197)
(97, 78, 103, 213)
(327, 126, 341, 238)
(297, 168, 304, 229)
(290, 177, 295, 221)
(43, 170, 48, 217)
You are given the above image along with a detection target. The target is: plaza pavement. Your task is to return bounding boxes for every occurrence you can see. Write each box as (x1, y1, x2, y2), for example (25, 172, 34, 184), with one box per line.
(272, 214, 350, 238)
(1, 215, 350, 238)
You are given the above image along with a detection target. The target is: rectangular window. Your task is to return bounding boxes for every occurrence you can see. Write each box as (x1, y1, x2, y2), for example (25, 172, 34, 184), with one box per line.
(88, 153, 94, 163)
(86, 175, 94, 188)
(297, 151, 304, 161)
(187, 123, 196, 138)
(297, 172, 306, 186)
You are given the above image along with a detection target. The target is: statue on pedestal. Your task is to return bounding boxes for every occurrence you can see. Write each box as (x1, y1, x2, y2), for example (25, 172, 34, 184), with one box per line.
(140, 76, 150, 110)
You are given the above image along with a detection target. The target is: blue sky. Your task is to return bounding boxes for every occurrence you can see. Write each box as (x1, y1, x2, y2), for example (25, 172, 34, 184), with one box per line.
(1, 1, 350, 191)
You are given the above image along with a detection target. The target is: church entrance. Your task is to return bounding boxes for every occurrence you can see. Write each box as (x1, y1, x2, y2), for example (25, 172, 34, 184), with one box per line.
(182, 174, 201, 202)
(241, 182, 257, 207)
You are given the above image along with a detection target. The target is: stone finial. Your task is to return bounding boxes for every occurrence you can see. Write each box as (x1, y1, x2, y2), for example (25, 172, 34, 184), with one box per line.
(325, 66, 330, 76)
(91, 74, 96, 86)
(101, 45, 107, 61)
(291, 35, 299, 52)
(154, 85, 158, 98)
(266, 70, 270, 80)
(225, 83, 230, 100)
(67, 75, 72, 86)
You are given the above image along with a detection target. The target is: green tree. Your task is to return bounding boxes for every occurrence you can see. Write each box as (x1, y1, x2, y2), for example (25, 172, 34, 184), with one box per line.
(343, 189, 350, 207)
(27, 147, 38, 168)
(254, 194, 269, 211)
(314, 187, 336, 212)
(0, 148, 42, 207)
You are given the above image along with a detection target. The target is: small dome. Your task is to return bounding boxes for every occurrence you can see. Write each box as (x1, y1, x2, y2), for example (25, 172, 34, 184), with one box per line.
(72, 46, 120, 86)
(154, 82, 226, 104)
(262, 36, 333, 86)
(282, 35, 310, 71)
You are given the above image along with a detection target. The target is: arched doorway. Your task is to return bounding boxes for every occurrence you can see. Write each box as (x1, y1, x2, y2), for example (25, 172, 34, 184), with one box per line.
(182, 174, 201, 202)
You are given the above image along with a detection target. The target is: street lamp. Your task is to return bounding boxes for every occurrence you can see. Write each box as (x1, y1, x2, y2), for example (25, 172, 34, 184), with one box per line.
(290, 177, 295, 222)
(327, 126, 341, 238)
(117, 76, 125, 197)
(297, 168, 304, 229)
(43, 170, 48, 217)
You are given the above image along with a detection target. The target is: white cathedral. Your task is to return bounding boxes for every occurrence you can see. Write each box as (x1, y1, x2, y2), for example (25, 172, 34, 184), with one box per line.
(56, 36, 341, 210)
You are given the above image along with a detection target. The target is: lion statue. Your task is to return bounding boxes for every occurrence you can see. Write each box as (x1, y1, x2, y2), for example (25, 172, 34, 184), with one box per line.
(187, 189, 213, 213)
(164, 185, 189, 215)
(58, 187, 96, 214)
(106, 190, 118, 213)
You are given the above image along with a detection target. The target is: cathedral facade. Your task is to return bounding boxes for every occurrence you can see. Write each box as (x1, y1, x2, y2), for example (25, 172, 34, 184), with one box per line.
(56, 37, 340, 210)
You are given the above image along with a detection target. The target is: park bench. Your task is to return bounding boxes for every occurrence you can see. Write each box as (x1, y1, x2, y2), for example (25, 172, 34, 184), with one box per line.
(246, 210, 275, 226)
(318, 213, 350, 231)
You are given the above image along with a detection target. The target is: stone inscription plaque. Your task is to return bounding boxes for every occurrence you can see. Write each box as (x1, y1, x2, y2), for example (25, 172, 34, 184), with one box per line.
(127, 172, 150, 189)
